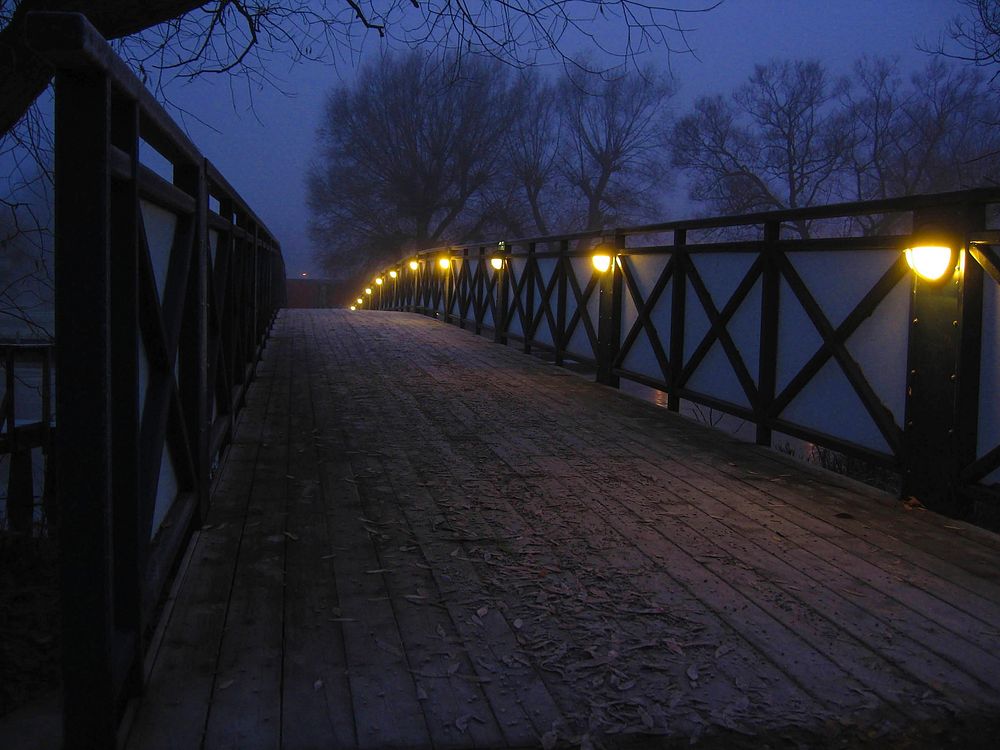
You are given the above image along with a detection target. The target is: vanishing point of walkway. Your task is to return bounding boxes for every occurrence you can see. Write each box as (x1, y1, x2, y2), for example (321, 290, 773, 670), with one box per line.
(127, 309, 1000, 749)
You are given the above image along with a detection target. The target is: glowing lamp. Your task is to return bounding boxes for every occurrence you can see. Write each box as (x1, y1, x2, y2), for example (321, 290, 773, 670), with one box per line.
(905, 245, 954, 282)
(592, 254, 612, 273)
(438, 257, 451, 270)
(365, 287, 372, 295)
(356, 297, 363, 304)
(389, 270, 398, 279)
(375, 277, 384, 285)
(490, 257, 504, 270)
(350, 305, 356, 311)
(409, 260, 419, 271)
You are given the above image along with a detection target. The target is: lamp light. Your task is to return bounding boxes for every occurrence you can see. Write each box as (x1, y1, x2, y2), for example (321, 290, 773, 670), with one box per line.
(904, 245, 955, 282)
(490, 257, 504, 270)
(438, 257, 451, 270)
(375, 277, 384, 285)
(356, 297, 363, 304)
(592, 254, 612, 273)
(389, 270, 398, 279)
(409, 260, 419, 271)
(350, 305, 356, 311)
(365, 287, 372, 295)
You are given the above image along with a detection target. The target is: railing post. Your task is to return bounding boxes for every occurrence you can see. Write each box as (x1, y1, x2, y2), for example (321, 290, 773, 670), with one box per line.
(459, 247, 469, 328)
(494, 252, 509, 345)
(176, 158, 210, 521)
(555, 240, 568, 366)
(109, 92, 143, 699)
(524, 242, 536, 353)
(902, 203, 984, 515)
(475, 247, 485, 334)
(756, 221, 781, 446)
(667, 230, 687, 412)
(596, 233, 624, 387)
(53, 62, 118, 749)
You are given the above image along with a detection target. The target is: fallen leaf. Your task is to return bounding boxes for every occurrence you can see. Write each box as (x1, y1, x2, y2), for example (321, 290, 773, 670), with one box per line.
(513, 618, 524, 629)
(313, 679, 323, 691)
(283, 531, 300, 541)
(476, 606, 489, 618)
(218, 679, 234, 690)
(686, 664, 699, 682)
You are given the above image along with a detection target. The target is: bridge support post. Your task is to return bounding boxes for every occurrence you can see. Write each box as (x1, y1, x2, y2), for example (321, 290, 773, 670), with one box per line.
(756, 221, 781, 446)
(596, 233, 624, 387)
(52, 63, 118, 749)
(667, 230, 687, 412)
(902, 203, 984, 517)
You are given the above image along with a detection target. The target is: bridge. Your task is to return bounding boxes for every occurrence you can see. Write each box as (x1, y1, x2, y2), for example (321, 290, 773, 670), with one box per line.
(3, 12, 1000, 750)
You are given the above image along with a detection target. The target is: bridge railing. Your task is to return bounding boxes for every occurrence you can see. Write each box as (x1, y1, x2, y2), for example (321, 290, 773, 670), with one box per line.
(372, 190, 1000, 523)
(0, 342, 54, 534)
(26, 12, 285, 748)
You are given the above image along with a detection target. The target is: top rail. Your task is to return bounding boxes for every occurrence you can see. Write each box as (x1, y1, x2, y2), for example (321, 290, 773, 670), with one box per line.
(25, 12, 286, 749)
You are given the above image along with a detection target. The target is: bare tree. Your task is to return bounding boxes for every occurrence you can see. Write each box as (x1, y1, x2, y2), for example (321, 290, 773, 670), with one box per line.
(503, 70, 564, 236)
(930, 0, 1000, 78)
(306, 51, 512, 282)
(671, 59, 851, 238)
(557, 62, 676, 230)
(0, 0, 719, 137)
(843, 57, 1000, 234)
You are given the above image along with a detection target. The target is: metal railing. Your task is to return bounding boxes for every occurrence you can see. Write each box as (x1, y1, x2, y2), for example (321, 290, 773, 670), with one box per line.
(370, 189, 1000, 523)
(25, 12, 286, 748)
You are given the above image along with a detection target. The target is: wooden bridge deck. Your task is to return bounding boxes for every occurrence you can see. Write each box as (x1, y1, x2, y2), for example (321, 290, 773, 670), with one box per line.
(126, 309, 1000, 749)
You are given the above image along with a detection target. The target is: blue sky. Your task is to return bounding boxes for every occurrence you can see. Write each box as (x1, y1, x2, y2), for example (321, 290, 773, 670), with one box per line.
(163, 0, 967, 278)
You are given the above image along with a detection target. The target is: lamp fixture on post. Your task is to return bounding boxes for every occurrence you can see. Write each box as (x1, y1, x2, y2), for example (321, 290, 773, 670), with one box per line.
(409, 259, 419, 271)
(389, 270, 398, 279)
(592, 254, 612, 273)
(904, 244, 956, 282)
(438, 256, 451, 271)
(375, 277, 384, 286)
(365, 287, 372, 295)
(490, 257, 504, 270)
(356, 297, 363, 305)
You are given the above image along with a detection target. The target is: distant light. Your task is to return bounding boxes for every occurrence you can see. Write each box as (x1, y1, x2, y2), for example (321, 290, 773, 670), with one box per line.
(438, 257, 451, 270)
(365, 287, 372, 295)
(592, 254, 612, 273)
(389, 270, 398, 279)
(409, 260, 419, 271)
(356, 297, 363, 304)
(490, 257, 504, 270)
(375, 277, 384, 285)
(300, 272, 308, 277)
(350, 305, 356, 311)
(905, 245, 954, 281)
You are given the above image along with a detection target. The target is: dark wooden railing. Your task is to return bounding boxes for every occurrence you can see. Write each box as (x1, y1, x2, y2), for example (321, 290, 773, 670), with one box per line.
(0, 342, 54, 534)
(370, 190, 1000, 523)
(25, 13, 286, 748)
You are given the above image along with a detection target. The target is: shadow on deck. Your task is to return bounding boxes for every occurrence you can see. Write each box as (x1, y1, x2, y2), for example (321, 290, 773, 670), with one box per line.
(126, 309, 1000, 749)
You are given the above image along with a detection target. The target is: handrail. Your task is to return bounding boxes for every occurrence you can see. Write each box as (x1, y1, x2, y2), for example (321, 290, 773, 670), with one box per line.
(25, 12, 286, 748)
(372, 189, 1000, 526)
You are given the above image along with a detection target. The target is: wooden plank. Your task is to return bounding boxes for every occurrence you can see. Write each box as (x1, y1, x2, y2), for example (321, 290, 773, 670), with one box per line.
(125, 336, 281, 750)
(279, 313, 355, 750)
(200, 330, 292, 749)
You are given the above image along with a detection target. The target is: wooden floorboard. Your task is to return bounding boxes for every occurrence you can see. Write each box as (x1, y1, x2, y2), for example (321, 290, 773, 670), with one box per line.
(129, 309, 1000, 749)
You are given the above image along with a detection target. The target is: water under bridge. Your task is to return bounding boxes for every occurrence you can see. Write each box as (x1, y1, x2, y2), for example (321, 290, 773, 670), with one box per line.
(3, 12, 1000, 750)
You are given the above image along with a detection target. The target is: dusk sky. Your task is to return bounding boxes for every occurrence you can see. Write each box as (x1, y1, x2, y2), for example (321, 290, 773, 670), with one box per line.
(164, 0, 966, 278)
